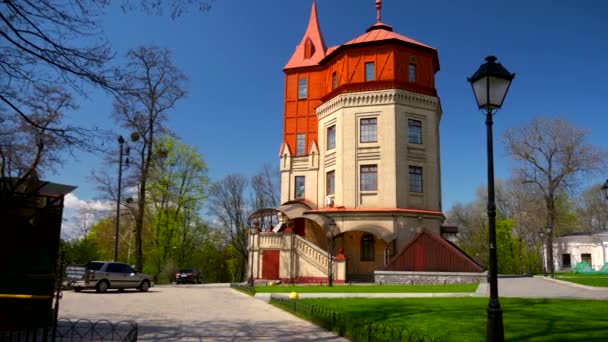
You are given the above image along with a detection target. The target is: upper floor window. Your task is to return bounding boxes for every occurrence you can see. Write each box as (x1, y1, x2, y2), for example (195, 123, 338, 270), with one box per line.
(408, 119, 422, 144)
(326, 171, 335, 196)
(409, 166, 423, 193)
(360, 165, 378, 191)
(332, 72, 337, 90)
(298, 78, 307, 99)
(365, 62, 375, 81)
(296, 133, 306, 155)
(295, 176, 305, 199)
(327, 125, 336, 150)
(360, 118, 377, 143)
(361, 234, 375, 261)
(408, 64, 416, 83)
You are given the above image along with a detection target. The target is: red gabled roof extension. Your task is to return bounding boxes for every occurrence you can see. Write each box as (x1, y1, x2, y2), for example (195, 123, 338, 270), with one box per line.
(284, 0, 327, 69)
(384, 229, 485, 273)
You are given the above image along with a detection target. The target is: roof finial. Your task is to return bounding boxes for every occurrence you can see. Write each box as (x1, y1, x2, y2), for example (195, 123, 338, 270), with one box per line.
(376, 0, 382, 23)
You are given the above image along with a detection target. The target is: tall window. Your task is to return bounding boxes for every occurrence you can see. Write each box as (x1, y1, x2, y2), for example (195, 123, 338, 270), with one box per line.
(295, 176, 305, 199)
(360, 165, 378, 191)
(361, 234, 374, 261)
(327, 125, 336, 150)
(409, 166, 423, 193)
(296, 133, 306, 155)
(408, 64, 416, 83)
(298, 78, 307, 99)
(332, 72, 337, 90)
(365, 62, 375, 81)
(408, 119, 422, 144)
(326, 171, 335, 196)
(360, 118, 377, 143)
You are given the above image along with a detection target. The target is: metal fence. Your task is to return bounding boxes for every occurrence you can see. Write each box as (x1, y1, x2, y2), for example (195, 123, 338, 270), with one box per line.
(1, 319, 137, 342)
(229, 283, 256, 296)
(270, 295, 439, 342)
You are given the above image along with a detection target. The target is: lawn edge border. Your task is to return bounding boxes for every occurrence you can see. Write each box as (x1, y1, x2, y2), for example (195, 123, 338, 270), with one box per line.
(540, 276, 608, 290)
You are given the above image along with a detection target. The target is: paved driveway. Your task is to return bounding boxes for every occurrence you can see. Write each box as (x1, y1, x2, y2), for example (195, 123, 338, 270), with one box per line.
(59, 284, 347, 341)
(480, 276, 608, 299)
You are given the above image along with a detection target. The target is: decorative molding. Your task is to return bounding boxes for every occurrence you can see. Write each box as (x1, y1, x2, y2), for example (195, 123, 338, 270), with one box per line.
(317, 89, 440, 120)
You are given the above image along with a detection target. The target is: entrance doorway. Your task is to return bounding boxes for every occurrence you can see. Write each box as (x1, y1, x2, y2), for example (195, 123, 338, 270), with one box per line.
(262, 250, 280, 279)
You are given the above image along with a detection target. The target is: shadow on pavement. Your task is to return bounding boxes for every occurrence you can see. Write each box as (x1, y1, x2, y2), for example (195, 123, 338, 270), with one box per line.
(136, 319, 345, 341)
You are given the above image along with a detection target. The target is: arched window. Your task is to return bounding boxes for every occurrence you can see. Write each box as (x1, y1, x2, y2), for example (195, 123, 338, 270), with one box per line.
(361, 234, 375, 261)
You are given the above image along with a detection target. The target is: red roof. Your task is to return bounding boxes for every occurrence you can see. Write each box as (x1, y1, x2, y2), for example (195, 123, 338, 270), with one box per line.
(385, 229, 484, 273)
(285, 2, 437, 70)
(284, 1, 327, 69)
(345, 23, 436, 51)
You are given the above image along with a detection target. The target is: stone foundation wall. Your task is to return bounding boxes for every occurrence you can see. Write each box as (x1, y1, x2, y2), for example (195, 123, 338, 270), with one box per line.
(374, 271, 487, 285)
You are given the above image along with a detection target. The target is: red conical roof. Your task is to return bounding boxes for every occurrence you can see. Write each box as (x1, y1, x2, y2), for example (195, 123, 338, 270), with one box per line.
(284, 1, 327, 69)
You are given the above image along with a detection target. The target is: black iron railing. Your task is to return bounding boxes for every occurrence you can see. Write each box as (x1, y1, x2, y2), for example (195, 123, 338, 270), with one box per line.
(230, 283, 255, 296)
(1, 319, 138, 342)
(54, 319, 138, 341)
(270, 295, 439, 342)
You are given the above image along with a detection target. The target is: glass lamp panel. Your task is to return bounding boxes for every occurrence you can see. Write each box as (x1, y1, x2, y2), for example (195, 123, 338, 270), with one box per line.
(471, 77, 488, 109)
(488, 76, 511, 109)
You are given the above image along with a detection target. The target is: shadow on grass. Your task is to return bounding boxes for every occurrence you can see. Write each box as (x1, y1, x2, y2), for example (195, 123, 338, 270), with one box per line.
(299, 297, 608, 341)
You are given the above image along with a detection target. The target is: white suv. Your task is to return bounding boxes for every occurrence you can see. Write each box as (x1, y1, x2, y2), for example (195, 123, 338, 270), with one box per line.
(71, 261, 153, 293)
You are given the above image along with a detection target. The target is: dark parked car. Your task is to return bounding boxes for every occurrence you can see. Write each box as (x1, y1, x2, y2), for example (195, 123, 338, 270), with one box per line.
(175, 269, 201, 284)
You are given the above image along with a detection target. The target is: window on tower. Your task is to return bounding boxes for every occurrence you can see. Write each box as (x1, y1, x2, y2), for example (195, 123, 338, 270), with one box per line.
(365, 62, 375, 81)
(295, 176, 305, 199)
(327, 125, 336, 150)
(408, 64, 416, 83)
(298, 78, 307, 99)
(296, 133, 306, 155)
(326, 171, 335, 196)
(409, 166, 423, 193)
(360, 165, 378, 191)
(408, 119, 422, 144)
(360, 118, 377, 143)
(332, 72, 337, 90)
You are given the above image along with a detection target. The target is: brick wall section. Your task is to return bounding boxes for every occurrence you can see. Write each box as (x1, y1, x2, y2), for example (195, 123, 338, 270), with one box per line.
(374, 271, 487, 285)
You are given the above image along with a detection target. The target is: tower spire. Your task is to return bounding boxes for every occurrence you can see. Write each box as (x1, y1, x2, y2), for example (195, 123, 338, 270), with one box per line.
(284, 0, 327, 69)
(376, 0, 382, 23)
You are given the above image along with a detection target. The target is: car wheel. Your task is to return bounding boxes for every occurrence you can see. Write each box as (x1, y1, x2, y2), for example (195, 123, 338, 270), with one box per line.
(96, 280, 109, 293)
(73, 287, 83, 293)
(139, 280, 150, 292)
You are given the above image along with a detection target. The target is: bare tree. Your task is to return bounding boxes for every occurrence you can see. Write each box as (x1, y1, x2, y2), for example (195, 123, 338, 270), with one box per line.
(251, 164, 280, 209)
(576, 183, 608, 232)
(0, 85, 91, 194)
(207, 174, 249, 281)
(112, 46, 187, 272)
(1, 0, 213, 192)
(504, 117, 607, 275)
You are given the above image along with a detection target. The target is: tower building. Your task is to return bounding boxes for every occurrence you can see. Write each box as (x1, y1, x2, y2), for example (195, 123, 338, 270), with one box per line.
(249, 1, 483, 284)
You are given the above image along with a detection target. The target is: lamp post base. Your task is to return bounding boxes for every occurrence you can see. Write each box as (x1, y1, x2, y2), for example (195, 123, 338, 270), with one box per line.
(487, 301, 504, 342)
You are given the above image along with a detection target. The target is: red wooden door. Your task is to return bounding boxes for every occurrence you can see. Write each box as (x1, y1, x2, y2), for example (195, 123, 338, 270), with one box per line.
(262, 250, 280, 280)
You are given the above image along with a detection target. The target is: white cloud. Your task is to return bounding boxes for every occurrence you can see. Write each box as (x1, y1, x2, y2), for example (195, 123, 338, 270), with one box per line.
(61, 193, 114, 240)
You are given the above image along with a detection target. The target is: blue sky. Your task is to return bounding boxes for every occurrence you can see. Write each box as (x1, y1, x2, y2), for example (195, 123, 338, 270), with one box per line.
(56, 0, 608, 219)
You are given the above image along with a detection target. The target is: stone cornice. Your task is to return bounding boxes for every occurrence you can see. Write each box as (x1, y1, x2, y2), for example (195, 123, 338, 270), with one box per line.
(316, 89, 440, 120)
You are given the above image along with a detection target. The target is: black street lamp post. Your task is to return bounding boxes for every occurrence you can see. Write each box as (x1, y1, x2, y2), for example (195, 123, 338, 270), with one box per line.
(539, 230, 547, 276)
(601, 179, 608, 201)
(327, 220, 336, 287)
(545, 225, 554, 277)
(114, 136, 129, 262)
(468, 56, 515, 342)
(249, 224, 259, 286)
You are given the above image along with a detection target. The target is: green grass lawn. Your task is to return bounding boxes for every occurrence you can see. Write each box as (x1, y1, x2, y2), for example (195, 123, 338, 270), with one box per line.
(555, 273, 608, 287)
(296, 297, 608, 341)
(255, 283, 478, 293)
